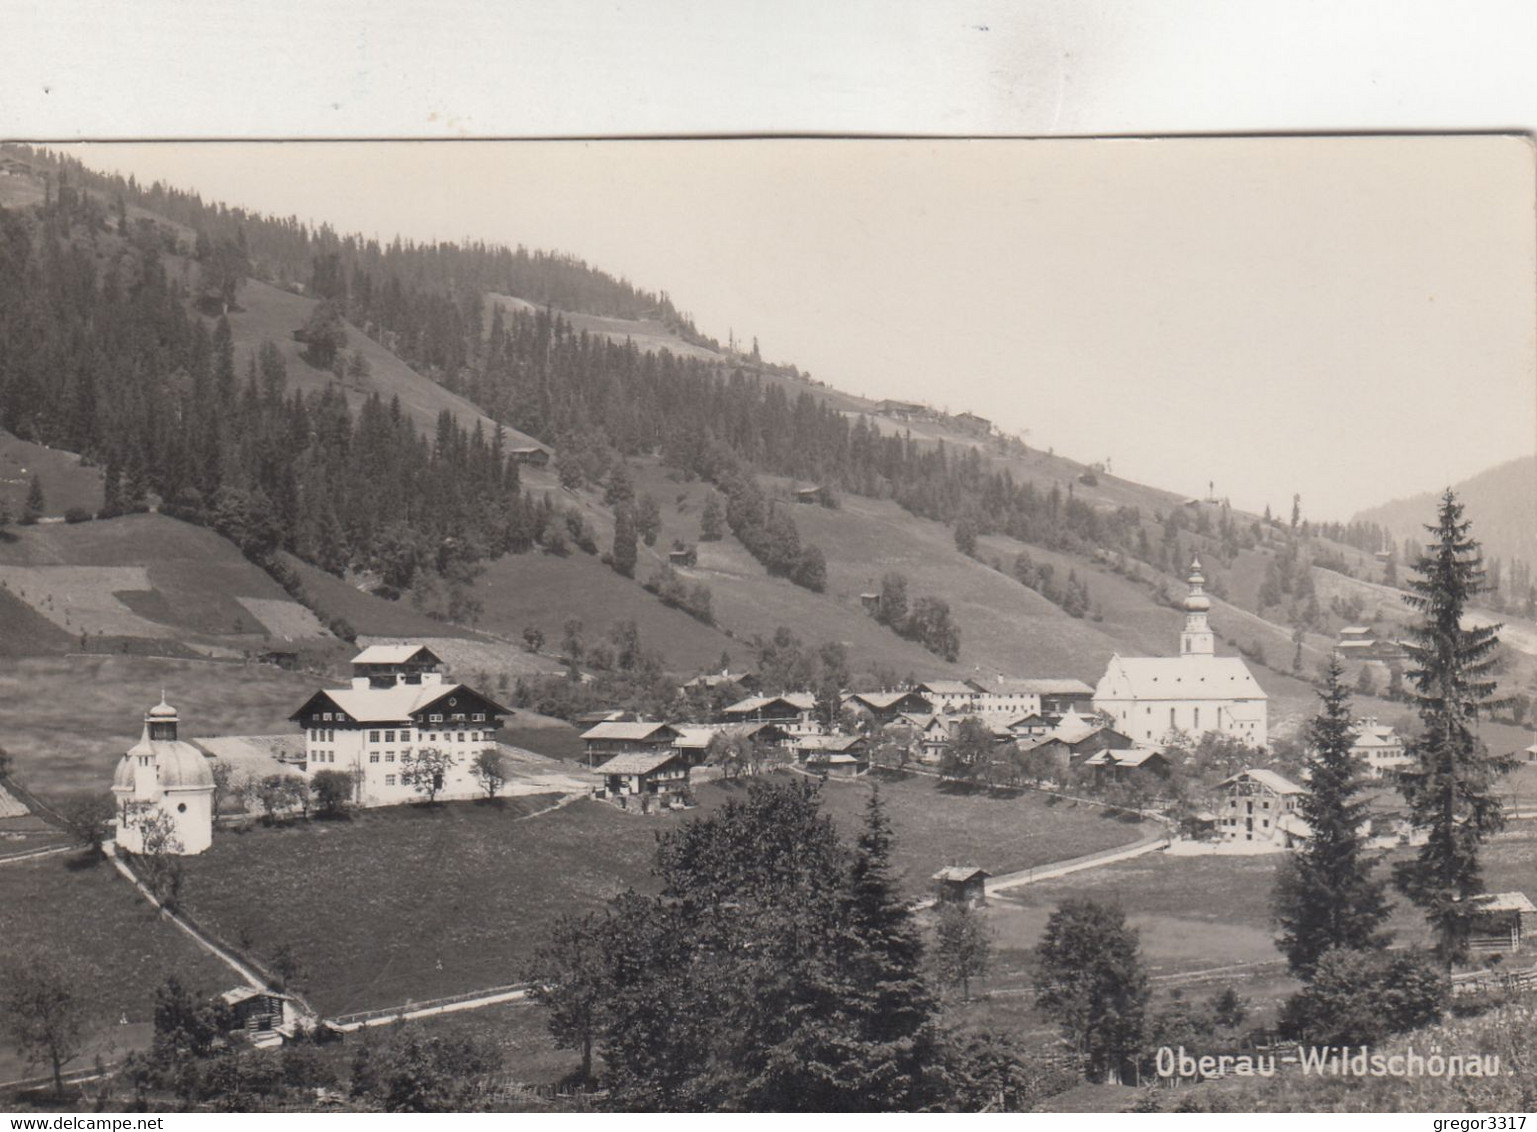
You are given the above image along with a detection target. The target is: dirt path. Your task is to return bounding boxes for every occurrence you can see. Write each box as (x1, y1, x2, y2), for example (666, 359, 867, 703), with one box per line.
(984, 833, 1171, 896)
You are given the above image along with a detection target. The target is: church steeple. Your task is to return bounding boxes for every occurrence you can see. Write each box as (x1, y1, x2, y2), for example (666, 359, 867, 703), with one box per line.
(1180, 555, 1215, 657)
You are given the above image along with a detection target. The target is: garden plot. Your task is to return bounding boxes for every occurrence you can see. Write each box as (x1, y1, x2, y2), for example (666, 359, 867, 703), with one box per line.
(0, 565, 173, 637)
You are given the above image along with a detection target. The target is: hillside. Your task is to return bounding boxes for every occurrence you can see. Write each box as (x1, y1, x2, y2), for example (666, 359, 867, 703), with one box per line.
(1354, 454, 1536, 578)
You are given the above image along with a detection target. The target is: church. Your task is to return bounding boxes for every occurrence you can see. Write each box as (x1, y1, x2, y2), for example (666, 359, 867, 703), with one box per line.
(1093, 557, 1268, 747)
(111, 697, 215, 855)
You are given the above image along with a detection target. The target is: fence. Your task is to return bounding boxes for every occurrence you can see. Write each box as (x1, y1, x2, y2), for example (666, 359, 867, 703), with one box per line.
(327, 982, 529, 1029)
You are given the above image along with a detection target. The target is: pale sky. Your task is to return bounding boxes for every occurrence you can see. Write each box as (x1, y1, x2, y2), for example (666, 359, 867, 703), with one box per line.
(58, 137, 1537, 520)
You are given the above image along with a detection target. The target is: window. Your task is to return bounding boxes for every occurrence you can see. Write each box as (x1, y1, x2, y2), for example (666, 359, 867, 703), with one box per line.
(177, 802, 187, 813)
(385, 775, 396, 786)
(430, 713, 443, 723)
(370, 753, 380, 764)
(400, 730, 412, 743)
(385, 752, 395, 762)
(430, 733, 438, 742)
(369, 730, 381, 743)
(384, 730, 396, 743)
(472, 712, 485, 722)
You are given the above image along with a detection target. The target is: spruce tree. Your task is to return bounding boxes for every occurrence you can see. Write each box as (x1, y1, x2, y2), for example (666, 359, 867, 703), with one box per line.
(1393, 489, 1516, 967)
(611, 505, 638, 578)
(22, 474, 43, 524)
(1271, 654, 1392, 976)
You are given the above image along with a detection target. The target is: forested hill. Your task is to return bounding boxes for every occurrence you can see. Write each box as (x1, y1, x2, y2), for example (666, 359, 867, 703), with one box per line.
(8, 143, 1527, 730)
(1353, 456, 1537, 615)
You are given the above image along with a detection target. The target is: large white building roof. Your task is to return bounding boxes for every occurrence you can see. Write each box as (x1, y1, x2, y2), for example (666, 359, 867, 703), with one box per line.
(294, 682, 504, 724)
(1094, 654, 1267, 702)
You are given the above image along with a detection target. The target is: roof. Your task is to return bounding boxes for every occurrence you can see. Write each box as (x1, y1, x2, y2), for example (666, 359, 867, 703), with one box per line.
(1339, 626, 1372, 635)
(847, 691, 932, 711)
(1094, 654, 1267, 702)
(581, 721, 679, 743)
(1472, 892, 1537, 914)
(723, 693, 814, 715)
(1085, 746, 1168, 768)
(596, 750, 685, 776)
(1221, 768, 1304, 795)
(933, 865, 990, 883)
(981, 677, 1094, 696)
(673, 726, 717, 749)
(116, 728, 215, 791)
(915, 680, 980, 696)
(1350, 724, 1402, 750)
(798, 734, 866, 753)
(351, 643, 440, 666)
(293, 682, 508, 725)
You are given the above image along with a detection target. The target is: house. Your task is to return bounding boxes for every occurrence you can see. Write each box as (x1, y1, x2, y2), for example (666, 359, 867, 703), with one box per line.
(913, 680, 982, 714)
(1466, 892, 1537, 955)
(721, 693, 817, 731)
(1522, 743, 1537, 764)
(1337, 626, 1375, 653)
(221, 987, 301, 1047)
(288, 646, 512, 806)
(1217, 768, 1305, 845)
(573, 708, 636, 728)
(973, 677, 1095, 718)
(111, 697, 215, 856)
(668, 545, 698, 568)
(1094, 558, 1268, 746)
(859, 592, 881, 614)
(508, 445, 551, 467)
(580, 721, 682, 766)
(1350, 718, 1411, 779)
(672, 722, 790, 765)
(951, 411, 992, 437)
(1003, 712, 1054, 739)
(680, 670, 756, 695)
(843, 690, 935, 726)
(792, 484, 828, 505)
(1017, 717, 1137, 777)
(256, 649, 300, 671)
(1082, 745, 1172, 784)
(932, 865, 990, 907)
(596, 750, 692, 806)
(798, 734, 870, 776)
(876, 399, 928, 422)
(349, 643, 446, 687)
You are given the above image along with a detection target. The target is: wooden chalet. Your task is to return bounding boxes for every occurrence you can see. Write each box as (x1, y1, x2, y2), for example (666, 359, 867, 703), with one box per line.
(1083, 745, 1172, 784)
(668, 545, 698, 567)
(349, 643, 445, 688)
(596, 749, 692, 806)
(798, 734, 870, 776)
(843, 690, 935, 726)
(508, 445, 551, 467)
(221, 987, 300, 1048)
(932, 865, 990, 907)
(579, 721, 682, 766)
(792, 484, 828, 505)
(671, 722, 790, 765)
(721, 693, 815, 727)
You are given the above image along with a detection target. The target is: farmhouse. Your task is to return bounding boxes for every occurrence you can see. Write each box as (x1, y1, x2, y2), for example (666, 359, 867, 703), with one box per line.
(111, 697, 215, 855)
(1217, 768, 1304, 845)
(721, 693, 817, 731)
(1082, 745, 1172, 785)
(951, 411, 992, 437)
(932, 865, 990, 907)
(508, 445, 551, 467)
(843, 690, 935, 726)
(913, 679, 982, 714)
(580, 720, 682, 765)
(973, 676, 1095, 718)
(798, 734, 870, 776)
(1350, 718, 1411, 779)
(596, 749, 692, 806)
(288, 646, 511, 807)
(1017, 715, 1137, 777)
(221, 987, 301, 1048)
(668, 545, 698, 568)
(876, 399, 929, 422)
(671, 721, 790, 765)
(1093, 557, 1268, 746)
(792, 484, 829, 505)
(680, 669, 757, 694)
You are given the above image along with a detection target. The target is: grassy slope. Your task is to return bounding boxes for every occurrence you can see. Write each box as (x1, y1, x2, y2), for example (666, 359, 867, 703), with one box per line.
(0, 430, 104, 517)
(0, 655, 322, 797)
(0, 852, 235, 1055)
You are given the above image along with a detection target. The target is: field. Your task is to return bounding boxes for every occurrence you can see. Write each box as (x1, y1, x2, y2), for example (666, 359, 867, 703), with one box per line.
(176, 797, 656, 1016)
(0, 430, 104, 518)
(0, 654, 322, 797)
(0, 851, 237, 1083)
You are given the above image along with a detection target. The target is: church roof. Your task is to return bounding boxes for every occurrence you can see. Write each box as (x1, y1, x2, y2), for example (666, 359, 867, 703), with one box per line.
(118, 725, 215, 791)
(1094, 654, 1267, 701)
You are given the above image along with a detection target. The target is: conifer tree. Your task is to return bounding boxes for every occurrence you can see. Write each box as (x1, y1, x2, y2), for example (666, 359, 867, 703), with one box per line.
(1034, 900, 1149, 1084)
(22, 474, 43, 523)
(611, 505, 638, 578)
(1271, 654, 1392, 976)
(698, 494, 723, 541)
(1394, 490, 1515, 967)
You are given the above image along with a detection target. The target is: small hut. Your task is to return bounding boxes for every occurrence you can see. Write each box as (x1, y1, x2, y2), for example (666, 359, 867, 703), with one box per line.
(932, 865, 991, 907)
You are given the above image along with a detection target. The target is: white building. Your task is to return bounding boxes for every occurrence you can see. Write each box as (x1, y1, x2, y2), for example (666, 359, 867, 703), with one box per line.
(972, 677, 1095, 719)
(111, 697, 215, 855)
(1350, 718, 1411, 778)
(1218, 768, 1305, 845)
(1093, 557, 1268, 746)
(288, 644, 511, 807)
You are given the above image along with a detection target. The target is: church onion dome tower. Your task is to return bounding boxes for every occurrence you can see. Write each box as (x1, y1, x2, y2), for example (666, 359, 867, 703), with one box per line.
(1180, 555, 1215, 657)
(111, 695, 215, 855)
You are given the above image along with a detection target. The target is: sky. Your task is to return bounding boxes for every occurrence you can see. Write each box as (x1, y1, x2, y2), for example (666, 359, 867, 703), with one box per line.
(56, 136, 1537, 521)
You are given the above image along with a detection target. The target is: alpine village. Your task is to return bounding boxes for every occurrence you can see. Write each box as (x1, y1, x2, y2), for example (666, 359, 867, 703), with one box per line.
(0, 146, 1534, 1114)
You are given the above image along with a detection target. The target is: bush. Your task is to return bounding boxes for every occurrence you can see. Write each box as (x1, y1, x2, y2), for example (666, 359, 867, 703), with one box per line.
(311, 769, 356, 818)
(1278, 948, 1448, 1046)
(63, 507, 92, 524)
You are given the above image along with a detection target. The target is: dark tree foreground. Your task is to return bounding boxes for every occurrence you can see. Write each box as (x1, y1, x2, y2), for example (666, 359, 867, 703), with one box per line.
(1033, 900, 1149, 1084)
(527, 781, 1037, 1111)
(1394, 490, 1516, 966)
(1271, 654, 1392, 976)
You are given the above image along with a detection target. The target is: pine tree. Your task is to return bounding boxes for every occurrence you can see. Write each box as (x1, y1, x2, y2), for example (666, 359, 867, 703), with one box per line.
(1271, 654, 1393, 976)
(698, 494, 723, 541)
(1034, 900, 1149, 1084)
(611, 505, 638, 578)
(22, 474, 44, 524)
(842, 790, 943, 1106)
(1393, 491, 1516, 967)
